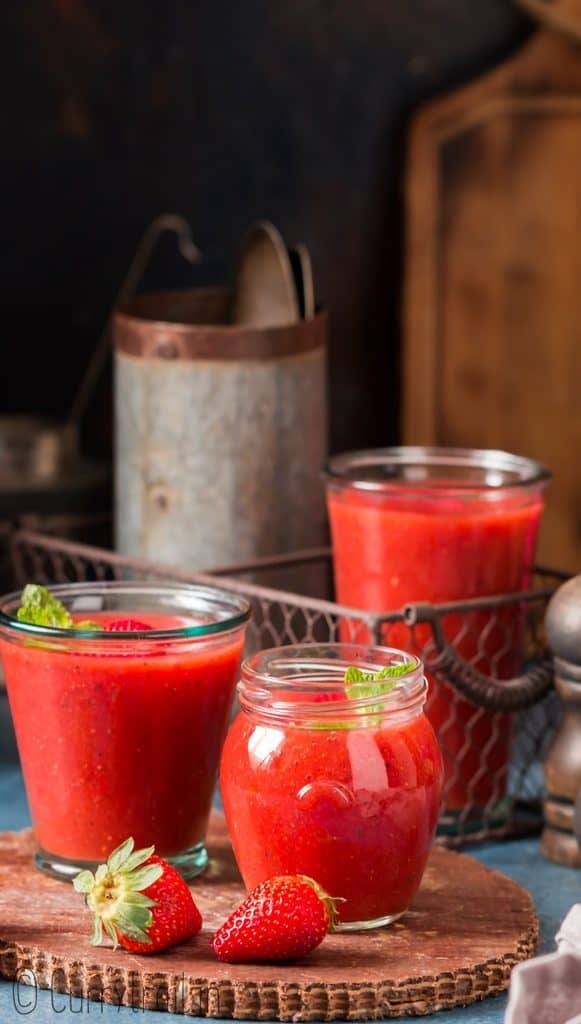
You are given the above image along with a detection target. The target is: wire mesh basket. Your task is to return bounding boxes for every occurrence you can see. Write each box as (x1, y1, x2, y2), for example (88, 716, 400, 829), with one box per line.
(6, 528, 568, 847)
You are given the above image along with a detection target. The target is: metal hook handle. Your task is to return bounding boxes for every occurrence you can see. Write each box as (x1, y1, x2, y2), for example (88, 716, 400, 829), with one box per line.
(66, 214, 201, 437)
(404, 602, 554, 711)
(514, 0, 581, 45)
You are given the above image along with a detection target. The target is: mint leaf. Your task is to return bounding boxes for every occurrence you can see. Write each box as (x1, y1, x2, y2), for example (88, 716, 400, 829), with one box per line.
(376, 663, 416, 679)
(17, 584, 73, 628)
(344, 666, 367, 684)
(344, 662, 416, 694)
(346, 680, 399, 700)
(345, 661, 416, 721)
(310, 662, 416, 731)
(16, 584, 100, 631)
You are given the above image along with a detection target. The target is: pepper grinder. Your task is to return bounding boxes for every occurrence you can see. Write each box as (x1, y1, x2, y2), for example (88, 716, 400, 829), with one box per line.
(542, 576, 581, 866)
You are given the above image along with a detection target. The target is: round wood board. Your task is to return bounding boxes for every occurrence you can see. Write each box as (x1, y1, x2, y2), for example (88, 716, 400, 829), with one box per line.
(0, 814, 538, 1020)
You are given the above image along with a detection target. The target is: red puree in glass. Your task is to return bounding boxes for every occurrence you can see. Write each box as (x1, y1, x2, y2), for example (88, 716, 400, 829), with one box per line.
(327, 488, 543, 809)
(2, 612, 243, 861)
(221, 693, 443, 924)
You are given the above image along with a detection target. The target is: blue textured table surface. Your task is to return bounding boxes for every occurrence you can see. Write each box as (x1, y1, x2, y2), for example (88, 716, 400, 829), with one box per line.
(0, 766, 577, 1024)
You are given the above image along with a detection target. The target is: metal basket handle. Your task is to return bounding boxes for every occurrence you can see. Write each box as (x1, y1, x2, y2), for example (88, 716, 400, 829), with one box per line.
(404, 603, 554, 712)
(514, 0, 581, 44)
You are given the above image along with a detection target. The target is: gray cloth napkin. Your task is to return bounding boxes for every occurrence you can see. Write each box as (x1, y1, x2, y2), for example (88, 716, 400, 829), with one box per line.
(505, 905, 581, 1023)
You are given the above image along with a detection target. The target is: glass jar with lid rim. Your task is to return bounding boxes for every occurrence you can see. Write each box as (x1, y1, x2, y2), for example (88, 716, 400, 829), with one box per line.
(323, 446, 551, 817)
(221, 642, 443, 930)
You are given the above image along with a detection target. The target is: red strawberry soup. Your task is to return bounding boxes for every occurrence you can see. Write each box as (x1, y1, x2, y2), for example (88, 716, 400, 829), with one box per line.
(0, 582, 250, 881)
(323, 448, 550, 812)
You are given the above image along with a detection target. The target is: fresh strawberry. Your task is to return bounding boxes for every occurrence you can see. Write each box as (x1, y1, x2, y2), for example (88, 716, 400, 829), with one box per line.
(106, 619, 153, 632)
(211, 875, 340, 963)
(73, 837, 202, 954)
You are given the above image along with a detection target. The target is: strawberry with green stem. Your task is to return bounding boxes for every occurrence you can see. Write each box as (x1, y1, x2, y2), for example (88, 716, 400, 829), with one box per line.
(211, 874, 341, 963)
(73, 838, 202, 953)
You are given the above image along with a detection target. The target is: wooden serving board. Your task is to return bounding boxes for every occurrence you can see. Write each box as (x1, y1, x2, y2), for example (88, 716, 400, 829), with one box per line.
(0, 814, 537, 1020)
(403, 0, 581, 572)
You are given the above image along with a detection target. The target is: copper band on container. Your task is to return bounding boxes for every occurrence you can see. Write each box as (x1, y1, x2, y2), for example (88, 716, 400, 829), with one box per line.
(115, 288, 327, 361)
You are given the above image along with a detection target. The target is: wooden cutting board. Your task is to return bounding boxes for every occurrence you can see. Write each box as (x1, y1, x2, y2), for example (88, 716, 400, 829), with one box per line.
(404, 0, 581, 572)
(0, 814, 537, 1019)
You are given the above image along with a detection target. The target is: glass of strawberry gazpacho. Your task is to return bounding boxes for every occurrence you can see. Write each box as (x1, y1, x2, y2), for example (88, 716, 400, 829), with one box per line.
(0, 581, 250, 881)
(220, 644, 443, 929)
(324, 448, 550, 817)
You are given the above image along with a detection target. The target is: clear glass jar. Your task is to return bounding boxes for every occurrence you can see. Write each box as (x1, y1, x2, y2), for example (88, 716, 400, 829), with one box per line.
(220, 643, 443, 930)
(0, 581, 250, 881)
(324, 447, 550, 815)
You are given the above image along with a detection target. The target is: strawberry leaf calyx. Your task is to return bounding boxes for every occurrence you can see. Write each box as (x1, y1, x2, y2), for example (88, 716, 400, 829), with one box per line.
(297, 875, 344, 933)
(72, 837, 162, 948)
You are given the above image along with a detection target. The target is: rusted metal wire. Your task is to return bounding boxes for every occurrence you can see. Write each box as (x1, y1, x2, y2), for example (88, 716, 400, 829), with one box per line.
(5, 528, 566, 847)
(404, 602, 553, 711)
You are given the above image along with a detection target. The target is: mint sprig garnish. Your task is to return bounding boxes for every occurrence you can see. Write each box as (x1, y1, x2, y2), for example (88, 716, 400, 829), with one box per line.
(310, 662, 416, 731)
(17, 584, 100, 631)
(345, 662, 416, 722)
(344, 661, 416, 697)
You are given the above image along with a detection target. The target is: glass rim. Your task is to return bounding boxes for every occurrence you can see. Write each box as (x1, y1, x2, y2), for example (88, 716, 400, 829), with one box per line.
(323, 445, 552, 494)
(0, 580, 251, 641)
(239, 643, 426, 723)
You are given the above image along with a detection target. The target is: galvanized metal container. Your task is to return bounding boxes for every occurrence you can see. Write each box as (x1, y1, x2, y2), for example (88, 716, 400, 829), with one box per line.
(114, 288, 328, 575)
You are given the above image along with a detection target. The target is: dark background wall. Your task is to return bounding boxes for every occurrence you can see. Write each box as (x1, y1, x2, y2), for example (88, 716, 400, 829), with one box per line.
(2, 1, 529, 456)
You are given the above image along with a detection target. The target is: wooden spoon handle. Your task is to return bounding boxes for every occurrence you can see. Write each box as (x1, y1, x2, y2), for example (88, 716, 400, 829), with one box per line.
(514, 0, 581, 44)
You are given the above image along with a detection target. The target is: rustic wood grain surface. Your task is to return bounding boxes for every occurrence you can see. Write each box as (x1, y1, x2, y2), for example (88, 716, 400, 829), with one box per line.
(404, 0, 581, 572)
(0, 813, 538, 1020)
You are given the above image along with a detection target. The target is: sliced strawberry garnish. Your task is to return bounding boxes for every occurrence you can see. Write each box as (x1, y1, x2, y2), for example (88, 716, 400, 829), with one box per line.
(107, 619, 153, 632)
